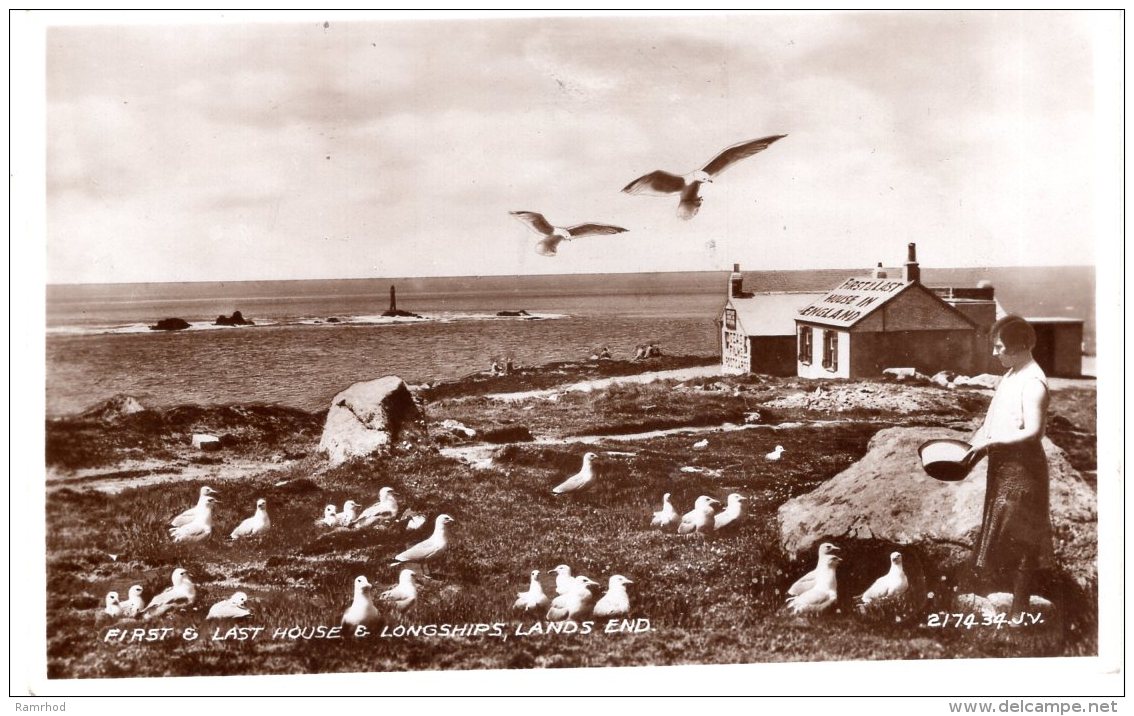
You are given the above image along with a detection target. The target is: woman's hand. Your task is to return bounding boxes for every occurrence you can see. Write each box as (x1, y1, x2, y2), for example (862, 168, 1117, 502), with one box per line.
(966, 436, 994, 464)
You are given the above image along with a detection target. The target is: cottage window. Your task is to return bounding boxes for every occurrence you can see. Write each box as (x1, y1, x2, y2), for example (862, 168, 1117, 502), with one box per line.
(822, 330, 839, 371)
(798, 327, 812, 364)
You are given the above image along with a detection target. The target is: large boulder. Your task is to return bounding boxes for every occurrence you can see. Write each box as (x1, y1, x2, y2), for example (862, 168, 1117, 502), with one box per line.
(318, 376, 429, 467)
(777, 426, 1097, 590)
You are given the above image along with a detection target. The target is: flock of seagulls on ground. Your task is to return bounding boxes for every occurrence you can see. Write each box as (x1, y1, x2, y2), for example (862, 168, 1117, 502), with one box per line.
(511, 134, 788, 255)
(511, 567, 633, 621)
(103, 443, 910, 626)
(783, 543, 911, 615)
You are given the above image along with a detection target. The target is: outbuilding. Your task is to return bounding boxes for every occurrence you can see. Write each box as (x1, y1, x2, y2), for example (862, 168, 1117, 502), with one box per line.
(720, 265, 825, 376)
(1026, 318, 1085, 377)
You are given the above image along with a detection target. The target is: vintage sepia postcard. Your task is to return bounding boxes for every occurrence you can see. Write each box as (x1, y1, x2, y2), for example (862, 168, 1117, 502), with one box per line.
(12, 9, 1124, 700)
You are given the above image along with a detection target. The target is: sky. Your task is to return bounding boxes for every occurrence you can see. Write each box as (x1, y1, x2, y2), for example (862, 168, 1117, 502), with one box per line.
(36, 10, 1119, 283)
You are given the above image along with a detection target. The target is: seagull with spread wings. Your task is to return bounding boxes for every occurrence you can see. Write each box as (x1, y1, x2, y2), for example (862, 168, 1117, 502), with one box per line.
(622, 134, 787, 220)
(510, 211, 628, 256)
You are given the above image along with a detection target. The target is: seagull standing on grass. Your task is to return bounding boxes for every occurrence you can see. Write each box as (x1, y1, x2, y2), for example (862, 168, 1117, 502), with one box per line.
(552, 452, 599, 495)
(513, 570, 550, 612)
(713, 493, 748, 531)
(317, 504, 338, 528)
(379, 569, 420, 612)
(510, 211, 629, 257)
(551, 565, 576, 596)
(170, 486, 219, 528)
(785, 554, 841, 615)
(856, 552, 910, 608)
(622, 134, 788, 220)
(342, 576, 379, 628)
(788, 543, 841, 597)
(104, 592, 122, 618)
(142, 568, 196, 619)
(391, 514, 454, 574)
(651, 493, 680, 530)
(765, 445, 785, 461)
(168, 496, 217, 543)
(120, 585, 145, 618)
(546, 576, 601, 621)
(592, 575, 634, 618)
(336, 500, 361, 528)
(230, 498, 270, 539)
(353, 487, 399, 528)
(678, 495, 721, 536)
(207, 592, 253, 619)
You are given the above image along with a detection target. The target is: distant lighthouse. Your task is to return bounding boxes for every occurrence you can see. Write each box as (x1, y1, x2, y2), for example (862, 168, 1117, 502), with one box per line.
(381, 284, 421, 318)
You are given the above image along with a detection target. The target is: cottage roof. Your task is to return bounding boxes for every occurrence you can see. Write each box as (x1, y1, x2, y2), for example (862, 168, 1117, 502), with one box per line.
(727, 292, 825, 336)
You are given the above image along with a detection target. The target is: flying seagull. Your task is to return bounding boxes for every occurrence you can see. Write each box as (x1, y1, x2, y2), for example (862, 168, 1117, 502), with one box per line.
(510, 211, 628, 256)
(622, 134, 787, 219)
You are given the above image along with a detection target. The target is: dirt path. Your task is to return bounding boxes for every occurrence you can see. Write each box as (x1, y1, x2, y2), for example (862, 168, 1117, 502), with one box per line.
(485, 364, 723, 402)
(440, 417, 893, 470)
(46, 458, 291, 495)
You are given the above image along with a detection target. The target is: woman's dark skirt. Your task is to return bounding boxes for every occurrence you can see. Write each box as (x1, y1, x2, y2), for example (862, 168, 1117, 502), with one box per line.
(971, 439, 1055, 579)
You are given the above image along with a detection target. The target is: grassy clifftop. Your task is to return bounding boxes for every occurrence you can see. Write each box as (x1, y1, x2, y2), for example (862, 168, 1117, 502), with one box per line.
(44, 359, 1098, 678)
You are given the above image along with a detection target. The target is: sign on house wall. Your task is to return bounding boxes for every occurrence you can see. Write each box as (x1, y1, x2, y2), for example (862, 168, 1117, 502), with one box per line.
(796, 277, 908, 327)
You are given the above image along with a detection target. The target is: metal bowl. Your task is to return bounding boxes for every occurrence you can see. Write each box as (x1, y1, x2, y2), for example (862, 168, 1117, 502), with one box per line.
(918, 439, 976, 482)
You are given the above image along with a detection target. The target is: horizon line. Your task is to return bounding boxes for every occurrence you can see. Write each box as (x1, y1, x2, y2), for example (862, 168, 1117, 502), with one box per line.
(45, 264, 1097, 289)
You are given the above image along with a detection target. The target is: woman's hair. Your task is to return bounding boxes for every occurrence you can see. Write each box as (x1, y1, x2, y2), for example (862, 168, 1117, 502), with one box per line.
(991, 314, 1036, 352)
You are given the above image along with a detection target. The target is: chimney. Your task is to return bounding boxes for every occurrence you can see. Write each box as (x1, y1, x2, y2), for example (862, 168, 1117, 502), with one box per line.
(729, 263, 744, 298)
(872, 262, 888, 279)
(389, 285, 397, 312)
(903, 242, 920, 283)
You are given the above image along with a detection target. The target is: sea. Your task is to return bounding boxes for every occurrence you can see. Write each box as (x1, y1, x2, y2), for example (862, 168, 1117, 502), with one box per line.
(45, 267, 1095, 418)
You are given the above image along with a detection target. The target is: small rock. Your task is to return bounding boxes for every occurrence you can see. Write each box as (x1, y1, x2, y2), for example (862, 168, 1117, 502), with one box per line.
(191, 434, 221, 451)
(440, 419, 477, 438)
(954, 373, 1001, 389)
(930, 370, 957, 388)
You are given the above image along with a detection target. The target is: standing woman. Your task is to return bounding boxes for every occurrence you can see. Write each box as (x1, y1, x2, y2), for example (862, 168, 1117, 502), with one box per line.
(966, 315, 1055, 618)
